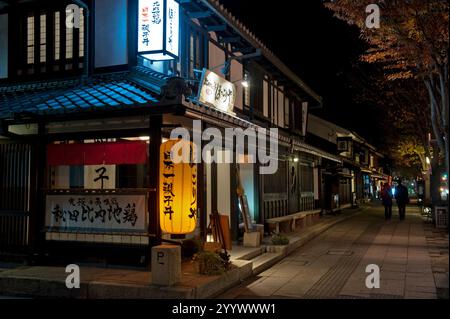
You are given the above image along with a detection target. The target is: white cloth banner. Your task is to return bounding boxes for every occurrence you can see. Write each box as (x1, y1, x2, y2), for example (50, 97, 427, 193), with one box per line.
(45, 195, 147, 232)
(84, 165, 116, 190)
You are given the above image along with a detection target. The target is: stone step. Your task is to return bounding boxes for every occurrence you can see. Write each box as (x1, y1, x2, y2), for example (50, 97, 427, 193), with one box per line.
(236, 247, 266, 261)
(251, 252, 283, 275)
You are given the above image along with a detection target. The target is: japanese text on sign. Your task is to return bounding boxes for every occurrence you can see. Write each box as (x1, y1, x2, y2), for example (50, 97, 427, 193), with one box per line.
(45, 195, 147, 232)
(160, 139, 198, 234)
(198, 69, 236, 114)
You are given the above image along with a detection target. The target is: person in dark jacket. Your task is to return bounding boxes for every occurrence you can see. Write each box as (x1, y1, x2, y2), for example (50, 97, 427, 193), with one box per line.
(395, 181, 409, 220)
(381, 183, 393, 220)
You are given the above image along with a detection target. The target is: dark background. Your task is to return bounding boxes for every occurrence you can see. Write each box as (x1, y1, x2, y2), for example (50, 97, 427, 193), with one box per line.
(220, 0, 383, 147)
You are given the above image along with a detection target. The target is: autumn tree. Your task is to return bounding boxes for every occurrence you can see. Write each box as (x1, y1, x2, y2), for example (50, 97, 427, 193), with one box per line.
(325, 0, 449, 195)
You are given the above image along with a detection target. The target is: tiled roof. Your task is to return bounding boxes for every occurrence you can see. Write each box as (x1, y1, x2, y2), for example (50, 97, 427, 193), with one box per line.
(0, 71, 162, 119)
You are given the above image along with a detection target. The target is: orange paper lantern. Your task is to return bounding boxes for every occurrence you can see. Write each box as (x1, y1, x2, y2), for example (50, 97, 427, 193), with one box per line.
(159, 139, 197, 234)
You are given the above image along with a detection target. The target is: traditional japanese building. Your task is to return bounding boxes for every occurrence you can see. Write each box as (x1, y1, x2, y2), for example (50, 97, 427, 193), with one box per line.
(307, 114, 391, 212)
(0, 0, 342, 266)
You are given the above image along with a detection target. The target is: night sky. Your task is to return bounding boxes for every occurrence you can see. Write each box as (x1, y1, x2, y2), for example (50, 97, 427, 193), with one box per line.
(220, 0, 383, 147)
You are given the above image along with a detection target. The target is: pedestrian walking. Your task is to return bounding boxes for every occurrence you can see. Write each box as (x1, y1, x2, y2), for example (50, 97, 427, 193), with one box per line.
(395, 181, 409, 221)
(381, 182, 393, 220)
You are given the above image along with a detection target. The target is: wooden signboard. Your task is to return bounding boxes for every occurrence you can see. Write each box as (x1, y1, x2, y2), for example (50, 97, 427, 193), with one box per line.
(239, 194, 253, 233)
(208, 212, 232, 251)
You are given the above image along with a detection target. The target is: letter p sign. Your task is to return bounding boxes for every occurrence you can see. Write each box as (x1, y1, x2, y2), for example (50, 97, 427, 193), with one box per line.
(365, 264, 380, 289)
(157, 252, 165, 265)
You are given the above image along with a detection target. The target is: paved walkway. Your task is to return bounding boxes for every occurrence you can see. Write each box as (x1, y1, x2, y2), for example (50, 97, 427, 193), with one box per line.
(218, 204, 447, 299)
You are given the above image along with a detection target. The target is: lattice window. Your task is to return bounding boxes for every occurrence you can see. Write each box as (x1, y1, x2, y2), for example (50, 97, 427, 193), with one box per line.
(27, 16, 35, 64)
(66, 19, 73, 59)
(54, 12, 60, 60)
(39, 14, 46, 63)
(79, 9, 84, 58)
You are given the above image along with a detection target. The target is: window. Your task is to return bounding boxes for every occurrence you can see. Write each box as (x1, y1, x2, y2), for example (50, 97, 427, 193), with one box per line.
(27, 16, 35, 64)
(263, 78, 269, 117)
(79, 9, 84, 58)
(54, 12, 60, 60)
(278, 88, 284, 127)
(271, 84, 276, 124)
(243, 71, 250, 107)
(188, 29, 204, 78)
(300, 164, 313, 193)
(39, 14, 46, 63)
(264, 160, 287, 193)
(284, 97, 290, 128)
(20, 8, 85, 77)
(189, 34, 194, 77)
(265, 79, 288, 127)
(292, 99, 302, 132)
(66, 20, 73, 59)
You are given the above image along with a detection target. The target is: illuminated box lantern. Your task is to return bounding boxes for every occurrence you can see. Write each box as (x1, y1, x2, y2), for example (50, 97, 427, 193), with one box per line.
(138, 0, 179, 61)
(159, 139, 197, 234)
(197, 69, 236, 114)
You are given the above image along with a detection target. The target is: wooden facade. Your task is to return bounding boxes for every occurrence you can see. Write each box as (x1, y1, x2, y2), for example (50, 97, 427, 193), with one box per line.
(1, 0, 352, 266)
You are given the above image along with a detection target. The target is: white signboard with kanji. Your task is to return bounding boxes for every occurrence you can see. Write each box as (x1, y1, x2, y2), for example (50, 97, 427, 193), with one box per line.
(198, 69, 236, 114)
(138, 0, 164, 53)
(45, 195, 147, 232)
(138, 0, 179, 60)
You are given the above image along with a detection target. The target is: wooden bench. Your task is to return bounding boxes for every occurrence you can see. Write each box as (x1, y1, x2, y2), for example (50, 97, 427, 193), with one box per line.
(266, 209, 322, 233)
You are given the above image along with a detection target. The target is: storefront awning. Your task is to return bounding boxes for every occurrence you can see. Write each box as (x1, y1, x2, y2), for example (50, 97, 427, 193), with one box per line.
(361, 168, 373, 174)
(47, 141, 148, 166)
(293, 140, 342, 164)
(183, 98, 342, 163)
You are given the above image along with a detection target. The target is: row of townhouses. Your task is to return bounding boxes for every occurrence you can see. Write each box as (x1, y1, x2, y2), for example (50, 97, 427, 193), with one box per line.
(0, 0, 389, 265)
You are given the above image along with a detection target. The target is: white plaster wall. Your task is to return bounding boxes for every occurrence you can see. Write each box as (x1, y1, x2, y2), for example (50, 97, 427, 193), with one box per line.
(230, 59, 243, 110)
(208, 41, 225, 71)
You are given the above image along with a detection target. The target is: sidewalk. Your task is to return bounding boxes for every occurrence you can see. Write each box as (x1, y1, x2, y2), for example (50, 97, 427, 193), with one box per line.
(218, 204, 447, 299)
(0, 206, 363, 299)
(424, 221, 449, 299)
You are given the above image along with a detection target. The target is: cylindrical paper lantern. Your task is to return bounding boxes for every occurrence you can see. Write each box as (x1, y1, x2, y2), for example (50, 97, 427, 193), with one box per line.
(159, 139, 197, 234)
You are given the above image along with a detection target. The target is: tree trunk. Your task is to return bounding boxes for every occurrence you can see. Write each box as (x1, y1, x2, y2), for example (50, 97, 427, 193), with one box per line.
(430, 157, 442, 205)
(424, 73, 449, 206)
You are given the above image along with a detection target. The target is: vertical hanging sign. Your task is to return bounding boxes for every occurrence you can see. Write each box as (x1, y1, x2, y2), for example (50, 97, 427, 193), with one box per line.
(165, 0, 179, 57)
(159, 139, 197, 234)
(138, 0, 179, 61)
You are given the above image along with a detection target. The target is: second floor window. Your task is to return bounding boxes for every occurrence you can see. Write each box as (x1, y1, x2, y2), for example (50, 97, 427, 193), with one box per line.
(79, 9, 84, 58)
(40, 14, 46, 63)
(27, 16, 34, 65)
(243, 70, 250, 107)
(23, 7, 85, 76)
(54, 12, 60, 60)
(66, 20, 73, 59)
(189, 31, 204, 78)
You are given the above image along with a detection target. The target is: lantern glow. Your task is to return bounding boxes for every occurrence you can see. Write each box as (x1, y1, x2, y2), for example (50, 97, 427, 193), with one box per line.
(159, 139, 197, 234)
(138, 0, 179, 61)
